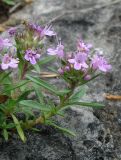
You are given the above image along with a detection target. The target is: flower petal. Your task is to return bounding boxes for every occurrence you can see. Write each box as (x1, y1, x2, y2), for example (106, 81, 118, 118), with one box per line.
(30, 57, 36, 65)
(74, 62, 81, 70)
(47, 48, 57, 55)
(1, 63, 9, 70)
(68, 59, 75, 64)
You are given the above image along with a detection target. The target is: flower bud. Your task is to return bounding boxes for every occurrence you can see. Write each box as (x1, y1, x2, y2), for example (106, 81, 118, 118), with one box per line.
(65, 66, 70, 71)
(58, 68, 64, 74)
(84, 75, 91, 80)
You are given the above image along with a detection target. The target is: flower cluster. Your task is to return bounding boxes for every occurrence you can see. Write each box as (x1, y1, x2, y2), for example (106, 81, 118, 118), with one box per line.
(47, 38, 111, 82)
(0, 22, 56, 70)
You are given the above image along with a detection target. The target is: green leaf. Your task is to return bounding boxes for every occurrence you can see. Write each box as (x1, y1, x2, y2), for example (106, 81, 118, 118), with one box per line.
(38, 56, 55, 65)
(0, 71, 12, 83)
(3, 129, 9, 141)
(3, 0, 15, 5)
(17, 90, 33, 102)
(2, 80, 29, 94)
(47, 66, 58, 73)
(33, 84, 44, 104)
(5, 99, 16, 112)
(31, 128, 41, 132)
(56, 110, 65, 117)
(27, 75, 70, 96)
(11, 114, 26, 142)
(48, 122, 76, 136)
(26, 75, 57, 94)
(69, 86, 87, 102)
(33, 63, 41, 74)
(19, 100, 50, 112)
(6, 123, 15, 129)
(58, 89, 71, 95)
(79, 74, 101, 86)
(64, 101, 105, 109)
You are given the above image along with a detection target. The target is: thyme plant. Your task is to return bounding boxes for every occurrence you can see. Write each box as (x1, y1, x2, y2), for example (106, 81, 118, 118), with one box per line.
(0, 21, 111, 141)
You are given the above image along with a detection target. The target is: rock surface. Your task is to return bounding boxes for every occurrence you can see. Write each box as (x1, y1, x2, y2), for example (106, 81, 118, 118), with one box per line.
(1, 0, 121, 159)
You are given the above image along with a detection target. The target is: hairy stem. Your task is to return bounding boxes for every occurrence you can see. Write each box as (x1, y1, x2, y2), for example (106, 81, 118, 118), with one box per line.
(21, 63, 28, 80)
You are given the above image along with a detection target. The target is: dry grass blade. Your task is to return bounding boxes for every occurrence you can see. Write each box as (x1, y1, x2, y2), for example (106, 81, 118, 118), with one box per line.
(0, 25, 6, 32)
(24, 0, 33, 4)
(105, 94, 121, 101)
(40, 72, 59, 78)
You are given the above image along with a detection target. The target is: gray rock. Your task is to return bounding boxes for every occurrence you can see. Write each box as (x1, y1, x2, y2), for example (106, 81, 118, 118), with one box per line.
(1, 0, 121, 159)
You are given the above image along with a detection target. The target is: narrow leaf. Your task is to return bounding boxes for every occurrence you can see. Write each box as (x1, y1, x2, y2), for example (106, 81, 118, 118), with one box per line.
(11, 114, 26, 142)
(39, 56, 55, 65)
(33, 63, 41, 74)
(3, 129, 8, 141)
(19, 100, 50, 112)
(48, 122, 76, 136)
(33, 84, 44, 104)
(65, 101, 105, 109)
(2, 80, 29, 94)
(69, 86, 86, 102)
(27, 75, 70, 96)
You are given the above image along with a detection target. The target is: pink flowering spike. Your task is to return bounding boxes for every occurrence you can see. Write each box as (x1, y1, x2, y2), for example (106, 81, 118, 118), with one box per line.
(1, 54, 19, 70)
(8, 27, 17, 36)
(24, 49, 40, 65)
(77, 39, 92, 54)
(42, 25, 56, 37)
(91, 55, 112, 72)
(0, 38, 12, 51)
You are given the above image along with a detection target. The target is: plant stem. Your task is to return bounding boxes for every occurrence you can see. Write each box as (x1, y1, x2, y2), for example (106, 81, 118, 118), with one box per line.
(21, 63, 28, 80)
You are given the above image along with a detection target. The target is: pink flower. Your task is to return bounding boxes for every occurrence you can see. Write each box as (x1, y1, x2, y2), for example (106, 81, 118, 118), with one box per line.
(77, 39, 92, 54)
(91, 55, 112, 72)
(1, 54, 19, 70)
(24, 49, 40, 65)
(8, 27, 17, 36)
(41, 25, 56, 37)
(47, 42, 64, 58)
(29, 23, 56, 37)
(0, 38, 12, 51)
(68, 53, 88, 70)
